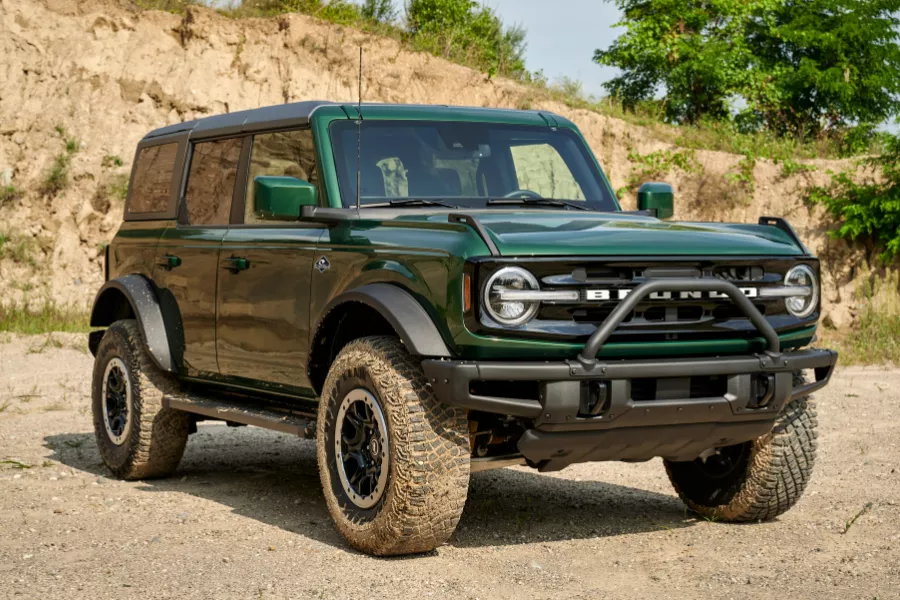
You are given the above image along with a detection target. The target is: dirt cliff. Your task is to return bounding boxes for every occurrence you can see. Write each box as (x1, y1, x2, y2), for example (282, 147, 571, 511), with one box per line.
(0, 0, 867, 328)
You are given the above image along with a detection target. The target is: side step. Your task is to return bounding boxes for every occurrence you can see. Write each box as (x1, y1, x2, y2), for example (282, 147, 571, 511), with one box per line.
(163, 394, 316, 439)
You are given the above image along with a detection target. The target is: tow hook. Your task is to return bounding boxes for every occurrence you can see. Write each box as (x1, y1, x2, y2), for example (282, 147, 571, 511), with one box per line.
(750, 373, 777, 408)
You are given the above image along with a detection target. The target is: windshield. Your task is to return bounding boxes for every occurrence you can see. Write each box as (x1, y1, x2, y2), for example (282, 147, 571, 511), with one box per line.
(330, 120, 618, 211)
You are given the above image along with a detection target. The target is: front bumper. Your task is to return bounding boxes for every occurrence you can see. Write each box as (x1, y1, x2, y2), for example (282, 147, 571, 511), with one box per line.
(423, 277, 838, 471)
(423, 348, 837, 470)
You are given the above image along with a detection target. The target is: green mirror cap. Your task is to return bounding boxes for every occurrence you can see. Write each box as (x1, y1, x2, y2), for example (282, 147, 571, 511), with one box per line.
(254, 176, 317, 220)
(637, 182, 674, 219)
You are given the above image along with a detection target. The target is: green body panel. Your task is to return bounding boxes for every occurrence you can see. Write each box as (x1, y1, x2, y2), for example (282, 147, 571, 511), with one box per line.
(352, 211, 805, 257)
(154, 226, 226, 375)
(217, 224, 326, 395)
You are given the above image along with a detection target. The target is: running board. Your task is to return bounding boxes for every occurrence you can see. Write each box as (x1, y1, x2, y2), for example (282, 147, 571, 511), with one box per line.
(164, 395, 316, 438)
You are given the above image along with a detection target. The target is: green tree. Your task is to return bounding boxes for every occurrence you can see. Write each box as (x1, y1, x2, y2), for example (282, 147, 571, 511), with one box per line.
(743, 0, 900, 138)
(361, 0, 397, 23)
(594, 0, 770, 125)
(595, 0, 900, 137)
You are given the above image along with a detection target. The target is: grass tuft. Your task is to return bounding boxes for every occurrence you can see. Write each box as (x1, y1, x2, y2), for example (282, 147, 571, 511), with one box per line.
(842, 502, 873, 534)
(0, 231, 40, 267)
(0, 301, 91, 335)
(825, 311, 900, 365)
(40, 125, 80, 197)
(1, 185, 22, 207)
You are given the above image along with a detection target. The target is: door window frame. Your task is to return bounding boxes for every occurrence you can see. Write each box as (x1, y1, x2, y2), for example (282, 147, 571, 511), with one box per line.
(228, 126, 326, 228)
(176, 134, 250, 230)
(124, 136, 187, 222)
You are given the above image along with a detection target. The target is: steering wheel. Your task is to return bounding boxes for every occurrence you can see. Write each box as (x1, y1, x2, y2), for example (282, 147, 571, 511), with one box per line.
(502, 189, 543, 200)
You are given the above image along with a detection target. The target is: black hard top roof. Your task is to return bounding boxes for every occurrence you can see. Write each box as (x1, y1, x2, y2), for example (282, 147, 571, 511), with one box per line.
(142, 100, 339, 141)
(141, 101, 571, 142)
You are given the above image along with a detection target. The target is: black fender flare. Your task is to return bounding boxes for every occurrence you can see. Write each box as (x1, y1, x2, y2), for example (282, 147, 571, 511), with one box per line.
(315, 283, 452, 358)
(89, 275, 176, 372)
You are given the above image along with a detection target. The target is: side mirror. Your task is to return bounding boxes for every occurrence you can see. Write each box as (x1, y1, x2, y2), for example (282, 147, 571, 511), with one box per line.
(253, 176, 317, 220)
(637, 182, 674, 219)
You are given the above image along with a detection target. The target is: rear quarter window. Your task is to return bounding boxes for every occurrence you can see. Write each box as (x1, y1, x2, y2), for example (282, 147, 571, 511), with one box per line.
(127, 143, 178, 215)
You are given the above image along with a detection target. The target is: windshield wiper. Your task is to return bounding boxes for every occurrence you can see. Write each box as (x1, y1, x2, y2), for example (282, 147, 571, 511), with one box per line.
(486, 198, 592, 211)
(363, 198, 458, 209)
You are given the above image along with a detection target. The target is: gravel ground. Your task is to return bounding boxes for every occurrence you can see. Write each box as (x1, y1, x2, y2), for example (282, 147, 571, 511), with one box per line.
(0, 334, 898, 599)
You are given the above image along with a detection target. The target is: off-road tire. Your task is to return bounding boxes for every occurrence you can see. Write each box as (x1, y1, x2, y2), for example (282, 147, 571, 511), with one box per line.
(665, 374, 817, 522)
(317, 336, 470, 556)
(92, 319, 190, 480)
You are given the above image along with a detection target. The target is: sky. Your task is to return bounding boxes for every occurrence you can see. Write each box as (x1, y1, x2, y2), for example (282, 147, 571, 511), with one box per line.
(480, 0, 623, 97)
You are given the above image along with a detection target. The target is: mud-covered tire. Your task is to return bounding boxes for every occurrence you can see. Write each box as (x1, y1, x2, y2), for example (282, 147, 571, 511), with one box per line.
(665, 374, 817, 522)
(317, 336, 470, 556)
(91, 319, 190, 480)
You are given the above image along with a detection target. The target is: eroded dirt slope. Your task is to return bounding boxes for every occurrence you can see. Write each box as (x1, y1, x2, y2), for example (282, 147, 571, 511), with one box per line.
(0, 0, 865, 326)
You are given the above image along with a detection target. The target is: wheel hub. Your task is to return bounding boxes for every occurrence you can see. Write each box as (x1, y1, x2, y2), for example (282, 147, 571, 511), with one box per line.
(101, 357, 133, 446)
(334, 389, 389, 509)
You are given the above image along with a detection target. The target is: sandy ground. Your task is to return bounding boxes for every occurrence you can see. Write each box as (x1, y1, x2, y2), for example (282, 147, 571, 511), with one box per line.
(0, 334, 898, 600)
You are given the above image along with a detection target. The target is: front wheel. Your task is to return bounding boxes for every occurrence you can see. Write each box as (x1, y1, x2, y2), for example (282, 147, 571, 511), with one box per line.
(316, 336, 470, 556)
(665, 375, 818, 522)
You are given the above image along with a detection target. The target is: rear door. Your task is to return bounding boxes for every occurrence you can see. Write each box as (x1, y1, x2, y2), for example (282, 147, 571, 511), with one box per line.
(216, 128, 326, 395)
(152, 136, 243, 377)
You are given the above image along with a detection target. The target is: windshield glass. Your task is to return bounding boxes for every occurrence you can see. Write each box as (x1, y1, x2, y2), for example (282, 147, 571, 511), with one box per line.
(330, 120, 618, 210)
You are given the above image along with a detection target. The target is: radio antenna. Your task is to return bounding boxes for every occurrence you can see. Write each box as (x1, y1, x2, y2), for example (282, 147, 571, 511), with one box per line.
(355, 46, 363, 214)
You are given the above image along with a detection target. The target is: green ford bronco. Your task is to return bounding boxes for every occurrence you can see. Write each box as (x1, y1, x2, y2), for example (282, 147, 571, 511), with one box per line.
(89, 101, 837, 556)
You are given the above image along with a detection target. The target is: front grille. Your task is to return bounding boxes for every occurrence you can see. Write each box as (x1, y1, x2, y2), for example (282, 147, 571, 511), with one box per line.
(472, 257, 818, 344)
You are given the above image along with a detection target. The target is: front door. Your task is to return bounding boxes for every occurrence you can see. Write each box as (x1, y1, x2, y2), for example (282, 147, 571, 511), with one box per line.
(215, 128, 325, 395)
(152, 136, 243, 376)
(216, 227, 324, 392)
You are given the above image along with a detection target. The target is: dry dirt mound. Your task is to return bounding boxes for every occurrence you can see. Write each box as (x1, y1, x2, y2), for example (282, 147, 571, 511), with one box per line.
(0, 0, 864, 326)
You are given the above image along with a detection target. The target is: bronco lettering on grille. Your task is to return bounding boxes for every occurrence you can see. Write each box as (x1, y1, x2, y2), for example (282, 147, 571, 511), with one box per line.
(585, 288, 760, 301)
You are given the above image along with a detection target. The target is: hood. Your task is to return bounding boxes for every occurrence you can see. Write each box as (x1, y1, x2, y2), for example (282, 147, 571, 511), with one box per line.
(435, 211, 805, 256)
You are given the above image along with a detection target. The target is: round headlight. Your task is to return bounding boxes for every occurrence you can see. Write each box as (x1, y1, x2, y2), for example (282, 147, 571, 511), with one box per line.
(784, 265, 818, 318)
(483, 267, 540, 326)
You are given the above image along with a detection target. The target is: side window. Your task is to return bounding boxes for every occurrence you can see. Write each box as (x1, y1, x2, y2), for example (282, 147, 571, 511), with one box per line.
(510, 143, 586, 201)
(184, 138, 243, 226)
(245, 129, 318, 223)
(128, 143, 178, 214)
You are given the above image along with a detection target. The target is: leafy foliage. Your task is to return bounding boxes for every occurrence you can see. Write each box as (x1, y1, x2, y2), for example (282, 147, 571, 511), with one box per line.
(618, 148, 702, 197)
(725, 153, 758, 199)
(360, 0, 396, 23)
(595, 0, 900, 141)
(406, 0, 527, 78)
(744, 0, 900, 139)
(776, 157, 817, 178)
(0, 185, 22, 207)
(595, 0, 765, 125)
(808, 134, 900, 261)
(40, 126, 80, 197)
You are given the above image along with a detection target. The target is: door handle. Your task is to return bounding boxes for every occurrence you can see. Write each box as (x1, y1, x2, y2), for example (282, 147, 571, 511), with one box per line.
(223, 256, 250, 273)
(157, 254, 182, 270)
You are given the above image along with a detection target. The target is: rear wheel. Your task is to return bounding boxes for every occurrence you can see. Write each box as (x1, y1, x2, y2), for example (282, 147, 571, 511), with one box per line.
(91, 320, 190, 480)
(317, 336, 470, 556)
(665, 374, 817, 522)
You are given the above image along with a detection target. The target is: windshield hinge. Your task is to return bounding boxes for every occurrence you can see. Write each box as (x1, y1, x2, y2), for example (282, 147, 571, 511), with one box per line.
(538, 111, 559, 128)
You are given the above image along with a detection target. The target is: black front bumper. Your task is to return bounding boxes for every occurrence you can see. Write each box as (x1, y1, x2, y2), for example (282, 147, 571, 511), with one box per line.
(424, 276, 838, 471)
(423, 348, 837, 470)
